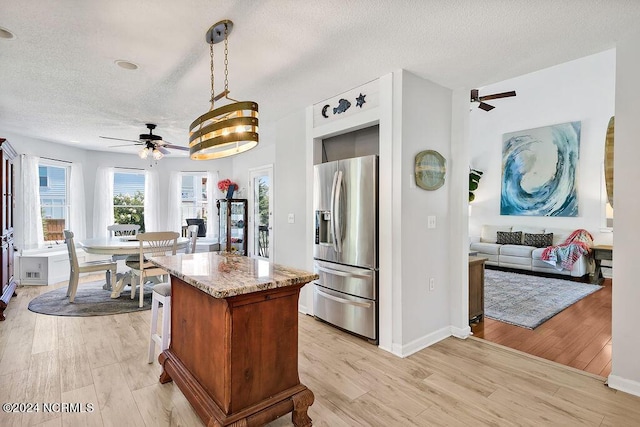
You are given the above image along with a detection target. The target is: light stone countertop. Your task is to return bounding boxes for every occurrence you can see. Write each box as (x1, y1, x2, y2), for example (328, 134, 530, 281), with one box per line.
(148, 252, 318, 298)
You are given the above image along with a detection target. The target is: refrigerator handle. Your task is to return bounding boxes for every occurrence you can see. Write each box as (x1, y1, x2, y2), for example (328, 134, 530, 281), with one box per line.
(315, 287, 372, 308)
(330, 171, 339, 252)
(334, 170, 343, 253)
(316, 265, 370, 279)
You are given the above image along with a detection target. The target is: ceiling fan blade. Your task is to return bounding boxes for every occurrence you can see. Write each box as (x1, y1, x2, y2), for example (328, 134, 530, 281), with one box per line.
(164, 144, 190, 151)
(99, 136, 141, 143)
(478, 90, 516, 101)
(108, 143, 143, 148)
(478, 102, 495, 111)
(157, 146, 170, 155)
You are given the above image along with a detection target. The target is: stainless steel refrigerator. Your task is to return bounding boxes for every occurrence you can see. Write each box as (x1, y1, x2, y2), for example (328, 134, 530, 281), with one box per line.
(313, 155, 378, 341)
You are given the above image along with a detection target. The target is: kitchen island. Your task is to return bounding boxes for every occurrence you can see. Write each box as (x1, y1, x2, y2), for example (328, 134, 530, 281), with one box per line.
(148, 252, 318, 427)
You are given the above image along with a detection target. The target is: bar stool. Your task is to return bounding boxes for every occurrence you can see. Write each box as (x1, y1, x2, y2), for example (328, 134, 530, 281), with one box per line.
(147, 227, 198, 363)
(148, 283, 171, 363)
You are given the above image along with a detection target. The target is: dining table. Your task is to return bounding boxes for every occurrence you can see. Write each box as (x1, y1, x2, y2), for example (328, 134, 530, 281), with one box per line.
(78, 236, 189, 298)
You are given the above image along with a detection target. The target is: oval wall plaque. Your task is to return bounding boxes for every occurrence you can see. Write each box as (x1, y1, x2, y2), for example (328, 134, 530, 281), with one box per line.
(415, 150, 446, 191)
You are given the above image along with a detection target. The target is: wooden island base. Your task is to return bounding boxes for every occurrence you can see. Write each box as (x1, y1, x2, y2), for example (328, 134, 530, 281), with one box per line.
(159, 275, 315, 427)
(160, 350, 314, 426)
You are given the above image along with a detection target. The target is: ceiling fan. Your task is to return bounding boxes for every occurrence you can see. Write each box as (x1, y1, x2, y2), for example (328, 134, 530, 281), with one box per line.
(470, 89, 517, 111)
(100, 123, 189, 160)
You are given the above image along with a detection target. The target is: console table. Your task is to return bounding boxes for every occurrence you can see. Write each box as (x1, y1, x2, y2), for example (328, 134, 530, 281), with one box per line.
(592, 244, 613, 285)
(469, 256, 488, 323)
(149, 252, 318, 427)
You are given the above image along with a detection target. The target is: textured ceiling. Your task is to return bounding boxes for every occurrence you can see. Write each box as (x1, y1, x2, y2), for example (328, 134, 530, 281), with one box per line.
(1, 0, 639, 155)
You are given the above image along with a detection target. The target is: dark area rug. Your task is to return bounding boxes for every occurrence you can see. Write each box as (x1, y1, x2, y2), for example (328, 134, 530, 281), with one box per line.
(28, 281, 154, 317)
(484, 269, 603, 329)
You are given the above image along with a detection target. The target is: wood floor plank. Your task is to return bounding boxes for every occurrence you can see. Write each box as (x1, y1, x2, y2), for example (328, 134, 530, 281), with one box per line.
(23, 351, 62, 425)
(473, 277, 613, 377)
(0, 369, 29, 427)
(58, 339, 94, 394)
(31, 315, 58, 355)
(131, 382, 191, 427)
(488, 387, 604, 425)
(92, 363, 145, 427)
(2, 276, 639, 427)
(60, 384, 103, 427)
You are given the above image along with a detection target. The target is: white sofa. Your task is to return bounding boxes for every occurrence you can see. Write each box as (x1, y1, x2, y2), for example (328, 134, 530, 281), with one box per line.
(469, 225, 591, 278)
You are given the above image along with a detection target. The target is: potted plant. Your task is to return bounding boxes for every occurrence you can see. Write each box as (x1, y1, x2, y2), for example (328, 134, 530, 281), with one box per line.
(218, 179, 238, 199)
(469, 168, 483, 202)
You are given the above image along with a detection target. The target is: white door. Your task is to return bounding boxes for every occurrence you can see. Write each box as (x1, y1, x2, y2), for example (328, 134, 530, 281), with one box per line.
(249, 165, 273, 261)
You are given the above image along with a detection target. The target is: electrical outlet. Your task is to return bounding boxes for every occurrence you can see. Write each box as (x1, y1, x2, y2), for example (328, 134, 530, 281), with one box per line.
(427, 215, 436, 229)
(429, 278, 435, 291)
(287, 213, 295, 224)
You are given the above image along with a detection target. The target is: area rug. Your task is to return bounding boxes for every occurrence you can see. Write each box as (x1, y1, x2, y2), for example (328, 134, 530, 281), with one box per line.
(28, 281, 154, 317)
(484, 269, 602, 329)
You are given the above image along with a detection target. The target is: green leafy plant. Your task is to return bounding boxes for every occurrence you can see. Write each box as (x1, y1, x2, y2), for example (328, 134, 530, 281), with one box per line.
(114, 190, 145, 231)
(469, 168, 483, 202)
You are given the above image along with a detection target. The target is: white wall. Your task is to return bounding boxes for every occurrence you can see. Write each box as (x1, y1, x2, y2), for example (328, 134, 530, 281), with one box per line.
(398, 71, 453, 349)
(272, 109, 310, 294)
(609, 33, 640, 396)
(469, 49, 615, 245)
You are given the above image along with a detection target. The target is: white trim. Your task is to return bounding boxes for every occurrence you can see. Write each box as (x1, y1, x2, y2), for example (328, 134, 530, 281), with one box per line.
(607, 375, 640, 397)
(451, 325, 472, 339)
(392, 326, 452, 358)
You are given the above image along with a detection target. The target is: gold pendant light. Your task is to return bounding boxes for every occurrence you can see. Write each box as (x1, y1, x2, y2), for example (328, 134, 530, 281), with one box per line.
(189, 20, 259, 160)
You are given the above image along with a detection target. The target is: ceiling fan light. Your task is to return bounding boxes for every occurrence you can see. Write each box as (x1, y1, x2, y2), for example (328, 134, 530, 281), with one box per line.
(152, 148, 164, 160)
(139, 147, 150, 159)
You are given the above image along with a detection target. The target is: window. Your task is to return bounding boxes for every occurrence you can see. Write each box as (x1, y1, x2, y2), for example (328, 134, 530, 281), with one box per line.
(39, 162, 69, 242)
(181, 173, 208, 225)
(249, 166, 273, 260)
(113, 171, 145, 231)
(38, 166, 49, 187)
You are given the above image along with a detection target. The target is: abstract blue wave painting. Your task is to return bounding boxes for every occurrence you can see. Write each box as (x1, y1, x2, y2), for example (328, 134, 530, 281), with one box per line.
(501, 122, 580, 216)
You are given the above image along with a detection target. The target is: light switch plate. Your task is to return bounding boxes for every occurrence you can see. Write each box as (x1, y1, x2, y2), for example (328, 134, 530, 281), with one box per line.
(287, 213, 295, 224)
(427, 215, 436, 229)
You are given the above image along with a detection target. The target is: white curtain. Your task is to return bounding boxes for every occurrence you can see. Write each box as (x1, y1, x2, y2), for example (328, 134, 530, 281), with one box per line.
(93, 166, 114, 238)
(20, 155, 44, 247)
(166, 171, 182, 233)
(207, 171, 219, 239)
(144, 170, 160, 231)
(69, 162, 87, 240)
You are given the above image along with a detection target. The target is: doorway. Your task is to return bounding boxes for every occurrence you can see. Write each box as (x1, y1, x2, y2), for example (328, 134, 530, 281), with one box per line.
(249, 165, 273, 262)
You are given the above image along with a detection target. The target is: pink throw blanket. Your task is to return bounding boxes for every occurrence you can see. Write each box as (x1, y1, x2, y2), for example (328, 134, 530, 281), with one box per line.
(541, 229, 593, 270)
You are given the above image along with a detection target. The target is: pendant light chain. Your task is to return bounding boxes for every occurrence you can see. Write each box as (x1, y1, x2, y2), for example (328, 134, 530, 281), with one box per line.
(223, 24, 229, 94)
(209, 41, 215, 108)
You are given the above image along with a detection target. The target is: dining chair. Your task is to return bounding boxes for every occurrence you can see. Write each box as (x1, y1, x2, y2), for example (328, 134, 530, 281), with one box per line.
(126, 231, 180, 308)
(186, 224, 199, 254)
(107, 224, 141, 261)
(63, 230, 117, 303)
(107, 223, 140, 237)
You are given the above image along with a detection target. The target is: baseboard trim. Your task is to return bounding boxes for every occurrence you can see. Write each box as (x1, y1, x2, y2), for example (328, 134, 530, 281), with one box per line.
(607, 374, 640, 397)
(451, 325, 472, 339)
(393, 326, 452, 358)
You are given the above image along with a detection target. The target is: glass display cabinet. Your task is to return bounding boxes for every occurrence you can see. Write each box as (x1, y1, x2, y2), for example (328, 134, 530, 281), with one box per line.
(216, 199, 248, 255)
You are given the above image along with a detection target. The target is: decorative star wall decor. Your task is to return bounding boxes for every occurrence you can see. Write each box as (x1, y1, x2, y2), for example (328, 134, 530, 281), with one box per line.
(321, 92, 368, 119)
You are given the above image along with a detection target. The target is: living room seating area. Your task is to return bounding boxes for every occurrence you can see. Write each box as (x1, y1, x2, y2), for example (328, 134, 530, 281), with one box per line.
(470, 225, 592, 278)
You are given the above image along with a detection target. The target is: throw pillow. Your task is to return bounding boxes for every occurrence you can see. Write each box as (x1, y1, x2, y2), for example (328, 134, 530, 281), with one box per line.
(496, 231, 522, 245)
(523, 232, 554, 248)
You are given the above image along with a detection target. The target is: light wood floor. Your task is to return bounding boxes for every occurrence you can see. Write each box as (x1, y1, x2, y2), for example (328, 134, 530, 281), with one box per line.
(472, 275, 613, 377)
(1, 276, 639, 426)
